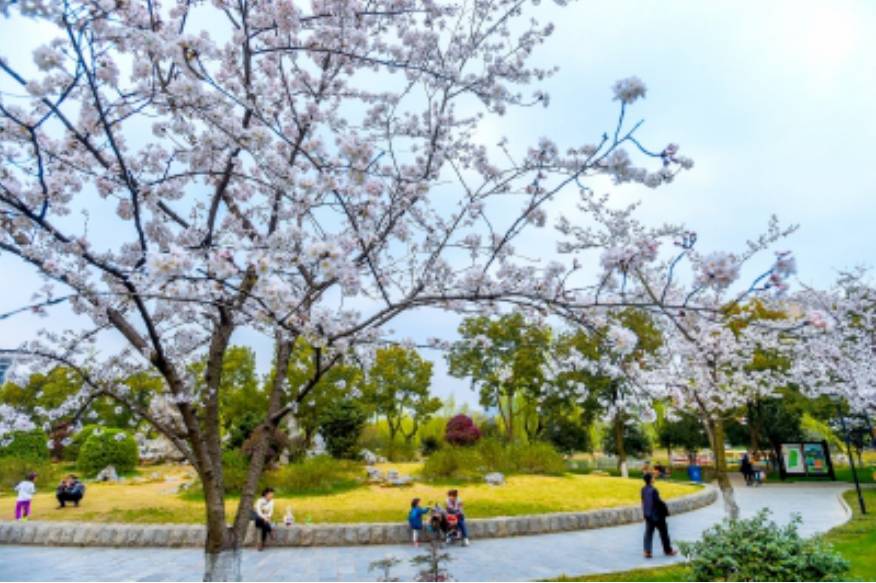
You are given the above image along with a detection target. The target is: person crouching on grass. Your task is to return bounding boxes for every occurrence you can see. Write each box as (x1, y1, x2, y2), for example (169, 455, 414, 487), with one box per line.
(408, 498, 431, 547)
(252, 487, 275, 551)
(14, 472, 37, 521)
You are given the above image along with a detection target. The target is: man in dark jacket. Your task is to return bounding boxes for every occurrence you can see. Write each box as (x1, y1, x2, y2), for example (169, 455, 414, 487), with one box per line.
(56, 475, 85, 508)
(641, 473, 676, 558)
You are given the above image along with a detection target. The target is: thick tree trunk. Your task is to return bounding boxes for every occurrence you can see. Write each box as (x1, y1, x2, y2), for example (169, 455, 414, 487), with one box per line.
(203, 475, 240, 581)
(613, 414, 628, 478)
(705, 417, 739, 519)
(204, 548, 242, 582)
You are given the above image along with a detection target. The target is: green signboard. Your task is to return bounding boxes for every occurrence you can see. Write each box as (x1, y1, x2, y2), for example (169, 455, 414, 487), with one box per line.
(804, 443, 829, 474)
(780, 441, 834, 479)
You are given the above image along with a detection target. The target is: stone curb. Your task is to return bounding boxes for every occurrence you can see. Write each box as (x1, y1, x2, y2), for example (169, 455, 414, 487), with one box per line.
(0, 485, 716, 548)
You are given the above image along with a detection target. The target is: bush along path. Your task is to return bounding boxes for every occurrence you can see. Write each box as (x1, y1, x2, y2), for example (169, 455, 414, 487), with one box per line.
(0, 483, 851, 582)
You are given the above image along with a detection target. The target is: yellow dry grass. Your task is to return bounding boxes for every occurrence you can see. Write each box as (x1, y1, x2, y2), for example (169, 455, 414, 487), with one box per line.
(1, 464, 698, 525)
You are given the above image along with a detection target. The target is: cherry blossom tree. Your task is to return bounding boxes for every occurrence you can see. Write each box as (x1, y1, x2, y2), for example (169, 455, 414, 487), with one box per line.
(549, 309, 662, 477)
(0, 1, 688, 579)
(791, 275, 876, 417)
(555, 197, 804, 518)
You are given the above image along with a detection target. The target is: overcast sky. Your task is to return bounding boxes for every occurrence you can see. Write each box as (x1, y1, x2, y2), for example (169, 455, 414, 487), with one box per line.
(1, 1, 875, 407)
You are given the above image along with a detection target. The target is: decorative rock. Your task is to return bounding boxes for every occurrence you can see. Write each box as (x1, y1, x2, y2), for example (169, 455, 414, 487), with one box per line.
(387, 474, 413, 487)
(95, 465, 120, 482)
(360, 449, 379, 465)
(484, 472, 505, 486)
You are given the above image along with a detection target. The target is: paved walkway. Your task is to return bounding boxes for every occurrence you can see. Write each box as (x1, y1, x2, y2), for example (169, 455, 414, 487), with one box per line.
(0, 482, 851, 582)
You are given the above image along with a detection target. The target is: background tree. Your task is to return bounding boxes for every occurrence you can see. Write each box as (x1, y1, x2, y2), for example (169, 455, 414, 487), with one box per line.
(318, 400, 367, 460)
(544, 414, 592, 455)
(602, 421, 652, 461)
(550, 309, 661, 476)
(656, 410, 708, 466)
(448, 314, 551, 441)
(364, 346, 441, 450)
(285, 339, 364, 451)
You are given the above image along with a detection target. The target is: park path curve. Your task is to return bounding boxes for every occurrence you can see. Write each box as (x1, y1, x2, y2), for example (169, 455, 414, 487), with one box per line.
(0, 481, 851, 582)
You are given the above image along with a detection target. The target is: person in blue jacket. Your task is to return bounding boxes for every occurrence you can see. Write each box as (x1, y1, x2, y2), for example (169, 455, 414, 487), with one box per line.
(408, 498, 431, 547)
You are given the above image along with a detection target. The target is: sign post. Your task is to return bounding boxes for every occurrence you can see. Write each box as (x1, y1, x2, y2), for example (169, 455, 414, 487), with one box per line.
(838, 406, 867, 515)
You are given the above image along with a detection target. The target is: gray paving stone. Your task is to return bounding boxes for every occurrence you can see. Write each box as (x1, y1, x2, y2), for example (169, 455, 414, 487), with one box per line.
(0, 483, 852, 582)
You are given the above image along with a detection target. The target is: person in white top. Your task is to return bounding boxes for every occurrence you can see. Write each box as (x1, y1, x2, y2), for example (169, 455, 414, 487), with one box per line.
(14, 472, 37, 521)
(252, 487, 275, 550)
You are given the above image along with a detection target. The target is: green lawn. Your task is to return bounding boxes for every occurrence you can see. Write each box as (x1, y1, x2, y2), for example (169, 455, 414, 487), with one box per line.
(549, 488, 876, 582)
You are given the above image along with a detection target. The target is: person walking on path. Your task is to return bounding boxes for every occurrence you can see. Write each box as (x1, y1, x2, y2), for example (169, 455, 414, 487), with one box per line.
(13, 472, 37, 521)
(740, 452, 754, 486)
(252, 488, 275, 551)
(641, 473, 676, 559)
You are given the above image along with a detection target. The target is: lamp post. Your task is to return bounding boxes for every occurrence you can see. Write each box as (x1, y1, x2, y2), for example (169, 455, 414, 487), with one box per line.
(837, 404, 867, 515)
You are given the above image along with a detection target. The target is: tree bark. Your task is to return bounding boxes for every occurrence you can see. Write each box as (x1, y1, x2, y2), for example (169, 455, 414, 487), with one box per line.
(613, 414, 628, 478)
(202, 472, 238, 581)
(705, 417, 739, 519)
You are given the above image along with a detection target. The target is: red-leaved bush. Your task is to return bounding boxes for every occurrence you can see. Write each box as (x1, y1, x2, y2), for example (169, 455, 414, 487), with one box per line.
(444, 415, 481, 446)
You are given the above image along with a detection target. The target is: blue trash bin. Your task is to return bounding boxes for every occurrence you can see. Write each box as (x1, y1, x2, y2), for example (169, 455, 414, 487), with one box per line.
(687, 465, 703, 483)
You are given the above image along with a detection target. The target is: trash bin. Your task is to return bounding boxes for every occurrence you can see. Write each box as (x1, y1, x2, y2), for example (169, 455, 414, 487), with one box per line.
(687, 465, 703, 483)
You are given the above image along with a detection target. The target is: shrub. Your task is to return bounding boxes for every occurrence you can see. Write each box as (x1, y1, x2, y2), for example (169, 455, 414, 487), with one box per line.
(421, 440, 566, 481)
(0, 456, 59, 490)
(475, 438, 516, 474)
(420, 435, 441, 457)
(268, 455, 359, 495)
(0, 429, 50, 461)
(444, 415, 480, 447)
(77, 427, 139, 477)
(421, 446, 484, 481)
(319, 400, 367, 459)
(510, 441, 566, 474)
(63, 424, 100, 461)
(221, 449, 251, 494)
(679, 510, 849, 582)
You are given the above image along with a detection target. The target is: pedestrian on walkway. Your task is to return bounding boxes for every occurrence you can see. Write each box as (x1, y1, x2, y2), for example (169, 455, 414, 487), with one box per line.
(13, 472, 37, 521)
(740, 452, 754, 486)
(641, 473, 676, 558)
(251, 487, 275, 551)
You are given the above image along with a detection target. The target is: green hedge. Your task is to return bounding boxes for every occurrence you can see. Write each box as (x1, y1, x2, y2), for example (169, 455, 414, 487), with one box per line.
(62, 424, 101, 462)
(422, 440, 565, 481)
(0, 457, 60, 490)
(0, 429, 50, 461)
(268, 455, 360, 495)
(77, 427, 138, 477)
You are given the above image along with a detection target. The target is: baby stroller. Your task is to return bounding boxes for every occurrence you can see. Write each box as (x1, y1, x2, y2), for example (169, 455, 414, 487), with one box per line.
(427, 504, 464, 546)
(443, 512, 464, 545)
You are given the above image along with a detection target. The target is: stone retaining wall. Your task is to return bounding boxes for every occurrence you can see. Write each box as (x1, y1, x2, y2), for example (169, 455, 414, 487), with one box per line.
(0, 485, 716, 548)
